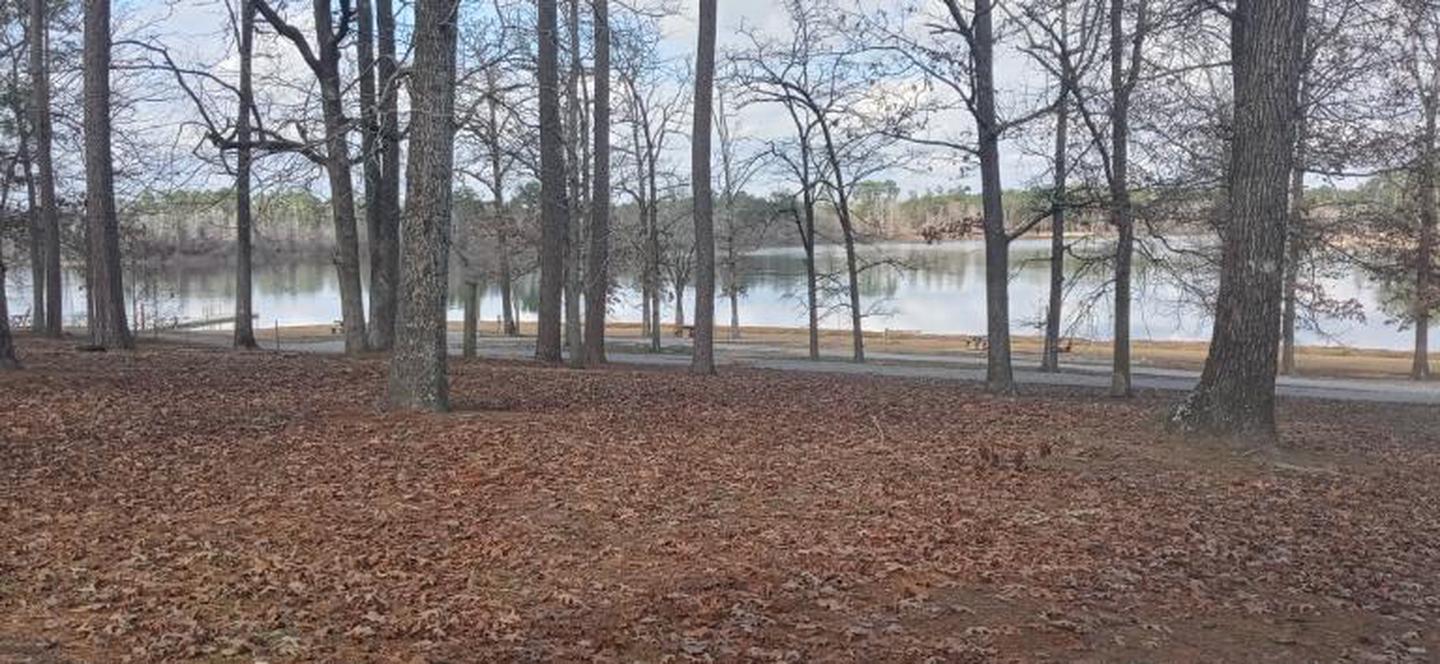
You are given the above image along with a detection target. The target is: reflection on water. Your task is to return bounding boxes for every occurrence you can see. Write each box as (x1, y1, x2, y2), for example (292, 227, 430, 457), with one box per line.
(5, 239, 1428, 350)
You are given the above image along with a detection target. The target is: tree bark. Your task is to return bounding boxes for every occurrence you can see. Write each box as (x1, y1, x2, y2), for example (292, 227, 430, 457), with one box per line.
(1280, 116, 1307, 375)
(1171, 0, 1307, 440)
(373, 0, 401, 348)
(234, 0, 259, 349)
(1041, 95, 1067, 373)
(536, 0, 570, 363)
(83, 0, 132, 349)
(802, 195, 820, 361)
(388, 0, 459, 412)
(974, 0, 1012, 392)
(646, 146, 661, 353)
(358, 0, 392, 351)
(563, 0, 584, 363)
(484, 71, 518, 337)
(31, 0, 62, 337)
(691, 0, 717, 373)
(583, 0, 610, 365)
(295, 0, 369, 354)
(1108, 0, 1133, 398)
(1414, 94, 1437, 380)
(15, 101, 43, 335)
(0, 257, 18, 368)
(462, 281, 478, 358)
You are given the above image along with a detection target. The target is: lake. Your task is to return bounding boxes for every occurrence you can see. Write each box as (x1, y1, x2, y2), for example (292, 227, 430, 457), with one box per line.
(4, 239, 1427, 351)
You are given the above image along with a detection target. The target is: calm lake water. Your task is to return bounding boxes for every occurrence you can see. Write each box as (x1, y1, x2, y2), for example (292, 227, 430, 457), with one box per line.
(5, 239, 1427, 351)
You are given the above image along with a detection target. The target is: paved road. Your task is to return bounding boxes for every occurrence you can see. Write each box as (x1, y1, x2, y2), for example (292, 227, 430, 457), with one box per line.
(160, 330, 1440, 405)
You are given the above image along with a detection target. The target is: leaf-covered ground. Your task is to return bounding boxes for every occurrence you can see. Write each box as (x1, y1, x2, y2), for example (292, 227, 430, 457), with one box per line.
(2, 339, 1438, 662)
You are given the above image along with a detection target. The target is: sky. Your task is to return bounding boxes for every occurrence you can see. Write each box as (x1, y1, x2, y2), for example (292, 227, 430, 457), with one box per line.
(119, 0, 1053, 199)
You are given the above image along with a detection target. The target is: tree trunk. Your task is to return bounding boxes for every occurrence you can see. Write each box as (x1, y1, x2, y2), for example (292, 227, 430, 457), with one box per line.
(311, 0, 368, 354)
(234, 0, 259, 349)
(1280, 116, 1307, 375)
(31, 0, 62, 338)
(83, 0, 131, 349)
(974, 0, 1012, 392)
(674, 281, 686, 327)
(536, 0, 570, 363)
(373, 0, 401, 348)
(1042, 95, 1067, 373)
(498, 229, 517, 335)
(462, 281, 478, 358)
(1108, 0, 1133, 398)
(1171, 0, 1307, 439)
(641, 282, 651, 337)
(802, 197, 820, 360)
(816, 124, 864, 364)
(729, 287, 739, 339)
(388, 0, 458, 412)
(563, 0, 584, 364)
(647, 159, 662, 353)
(357, 0, 392, 351)
(485, 75, 518, 338)
(583, 0, 610, 365)
(0, 257, 18, 368)
(1414, 97, 1437, 380)
(18, 109, 43, 335)
(690, 0, 717, 373)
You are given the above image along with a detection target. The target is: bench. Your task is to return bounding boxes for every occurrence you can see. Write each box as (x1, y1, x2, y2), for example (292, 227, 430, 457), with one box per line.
(673, 325, 695, 338)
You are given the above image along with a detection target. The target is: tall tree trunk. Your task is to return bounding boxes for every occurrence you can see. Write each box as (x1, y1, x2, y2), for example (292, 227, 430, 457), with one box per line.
(18, 111, 43, 335)
(975, 0, 1012, 392)
(583, 0, 610, 365)
(816, 125, 865, 364)
(802, 196, 820, 360)
(497, 229, 516, 335)
(0, 257, 17, 368)
(1171, 0, 1306, 439)
(691, 0, 717, 373)
(83, 0, 131, 349)
(31, 0, 62, 337)
(388, 0, 459, 411)
(563, 0, 584, 363)
(674, 281, 685, 327)
(373, 0, 401, 348)
(358, 0, 392, 351)
(484, 73, 518, 338)
(1108, 0, 1133, 398)
(1042, 95, 1067, 373)
(234, 0, 259, 349)
(1280, 115, 1307, 375)
(1414, 97, 1437, 380)
(310, 0, 368, 354)
(647, 157, 661, 353)
(536, 0, 570, 362)
(462, 281, 478, 358)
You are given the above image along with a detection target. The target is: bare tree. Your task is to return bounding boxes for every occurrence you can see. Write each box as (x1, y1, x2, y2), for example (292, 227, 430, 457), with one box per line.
(373, 0, 402, 349)
(1171, 0, 1308, 439)
(564, 0, 585, 362)
(29, 0, 61, 337)
(83, 0, 131, 349)
(536, 0, 571, 362)
(583, 0, 611, 365)
(357, 0, 397, 351)
(733, 0, 887, 364)
(254, 0, 368, 354)
(233, 0, 259, 349)
(389, 0, 460, 411)
(690, 0, 717, 373)
(864, 0, 1058, 390)
(714, 84, 768, 340)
